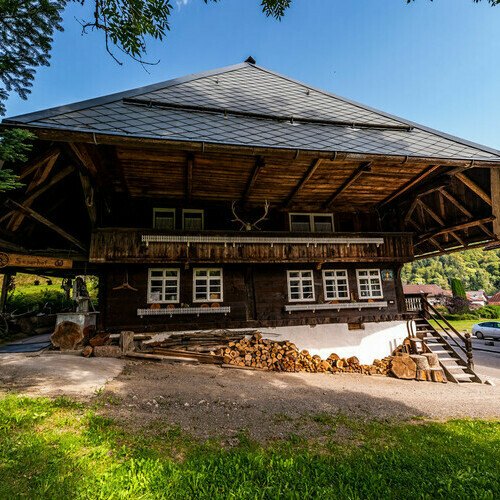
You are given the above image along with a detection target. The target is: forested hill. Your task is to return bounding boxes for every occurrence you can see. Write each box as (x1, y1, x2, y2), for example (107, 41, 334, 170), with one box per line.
(402, 249, 500, 295)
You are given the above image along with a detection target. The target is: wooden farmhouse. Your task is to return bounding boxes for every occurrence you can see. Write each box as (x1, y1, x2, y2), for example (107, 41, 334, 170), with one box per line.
(1, 59, 500, 362)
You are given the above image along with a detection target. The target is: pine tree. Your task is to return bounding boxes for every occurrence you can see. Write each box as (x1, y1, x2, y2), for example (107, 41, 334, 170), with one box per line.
(451, 278, 467, 299)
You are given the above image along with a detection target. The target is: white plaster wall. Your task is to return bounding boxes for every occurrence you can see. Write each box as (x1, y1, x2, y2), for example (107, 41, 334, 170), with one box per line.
(258, 322, 409, 364)
(147, 321, 411, 365)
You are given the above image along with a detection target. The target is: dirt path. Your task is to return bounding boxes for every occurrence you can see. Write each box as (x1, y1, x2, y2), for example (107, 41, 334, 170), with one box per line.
(99, 360, 500, 441)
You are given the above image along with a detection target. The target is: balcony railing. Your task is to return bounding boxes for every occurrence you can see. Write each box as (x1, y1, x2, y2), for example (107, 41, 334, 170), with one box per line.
(90, 228, 414, 264)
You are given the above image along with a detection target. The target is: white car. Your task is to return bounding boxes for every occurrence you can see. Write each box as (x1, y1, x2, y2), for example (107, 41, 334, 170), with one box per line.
(472, 321, 500, 340)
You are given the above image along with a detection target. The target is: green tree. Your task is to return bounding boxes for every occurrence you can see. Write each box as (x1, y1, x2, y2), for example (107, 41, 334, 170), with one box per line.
(451, 278, 467, 298)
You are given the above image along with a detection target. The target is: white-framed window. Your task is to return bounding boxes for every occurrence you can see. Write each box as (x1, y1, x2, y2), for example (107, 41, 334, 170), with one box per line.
(356, 269, 383, 299)
(287, 270, 315, 302)
(153, 208, 176, 230)
(193, 268, 223, 302)
(147, 268, 180, 303)
(289, 213, 334, 232)
(182, 209, 204, 230)
(323, 269, 349, 300)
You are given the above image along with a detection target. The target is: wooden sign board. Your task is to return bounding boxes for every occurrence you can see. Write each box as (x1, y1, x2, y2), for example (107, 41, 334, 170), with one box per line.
(0, 252, 72, 269)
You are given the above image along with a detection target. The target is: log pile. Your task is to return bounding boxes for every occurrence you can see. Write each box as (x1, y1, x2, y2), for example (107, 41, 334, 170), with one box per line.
(148, 331, 391, 375)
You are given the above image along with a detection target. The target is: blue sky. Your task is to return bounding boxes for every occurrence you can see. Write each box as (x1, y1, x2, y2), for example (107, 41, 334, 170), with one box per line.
(5, 0, 500, 149)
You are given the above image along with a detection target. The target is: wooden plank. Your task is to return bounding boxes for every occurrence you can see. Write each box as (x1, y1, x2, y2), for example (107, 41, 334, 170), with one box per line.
(241, 156, 265, 204)
(4, 199, 87, 252)
(322, 162, 371, 209)
(283, 158, 323, 207)
(455, 172, 492, 205)
(0, 252, 72, 269)
(186, 154, 194, 201)
(491, 168, 500, 237)
(378, 165, 441, 207)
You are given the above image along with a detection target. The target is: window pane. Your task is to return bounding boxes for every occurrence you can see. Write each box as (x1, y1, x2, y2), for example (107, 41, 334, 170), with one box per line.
(209, 270, 221, 277)
(184, 212, 203, 230)
(313, 215, 333, 232)
(165, 270, 177, 277)
(151, 270, 163, 278)
(195, 270, 207, 277)
(154, 211, 175, 230)
(290, 215, 311, 232)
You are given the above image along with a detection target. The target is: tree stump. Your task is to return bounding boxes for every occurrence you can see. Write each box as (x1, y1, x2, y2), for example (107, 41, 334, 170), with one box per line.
(120, 331, 135, 354)
(422, 353, 440, 368)
(390, 355, 417, 379)
(430, 368, 447, 383)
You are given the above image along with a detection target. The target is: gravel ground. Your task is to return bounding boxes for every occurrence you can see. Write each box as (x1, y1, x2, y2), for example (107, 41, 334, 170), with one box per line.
(99, 360, 500, 442)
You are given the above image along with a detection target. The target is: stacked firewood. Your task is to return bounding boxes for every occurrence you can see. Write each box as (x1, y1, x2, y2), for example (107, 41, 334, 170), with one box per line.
(147, 331, 390, 375)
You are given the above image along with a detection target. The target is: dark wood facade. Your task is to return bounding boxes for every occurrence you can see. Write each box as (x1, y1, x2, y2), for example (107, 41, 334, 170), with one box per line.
(1, 63, 499, 334)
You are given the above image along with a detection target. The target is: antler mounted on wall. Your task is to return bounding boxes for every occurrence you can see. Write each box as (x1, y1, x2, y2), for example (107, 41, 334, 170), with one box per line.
(231, 200, 270, 231)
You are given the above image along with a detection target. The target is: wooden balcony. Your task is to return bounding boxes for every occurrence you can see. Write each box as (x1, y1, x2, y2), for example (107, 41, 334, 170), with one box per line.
(90, 229, 414, 264)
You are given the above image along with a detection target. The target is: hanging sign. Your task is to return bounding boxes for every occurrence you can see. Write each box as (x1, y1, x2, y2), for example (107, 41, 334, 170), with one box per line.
(381, 269, 394, 281)
(0, 252, 72, 269)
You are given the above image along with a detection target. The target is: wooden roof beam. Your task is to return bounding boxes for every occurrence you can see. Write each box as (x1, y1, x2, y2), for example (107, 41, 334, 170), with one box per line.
(17, 148, 60, 181)
(283, 158, 323, 208)
(378, 164, 440, 207)
(417, 199, 467, 248)
(439, 188, 495, 239)
(4, 199, 87, 253)
(322, 161, 371, 209)
(415, 239, 497, 260)
(241, 155, 265, 205)
(455, 172, 492, 205)
(408, 219, 444, 252)
(417, 216, 496, 244)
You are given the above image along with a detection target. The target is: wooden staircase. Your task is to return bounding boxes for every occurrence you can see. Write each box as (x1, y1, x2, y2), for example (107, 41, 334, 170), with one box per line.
(413, 297, 482, 383)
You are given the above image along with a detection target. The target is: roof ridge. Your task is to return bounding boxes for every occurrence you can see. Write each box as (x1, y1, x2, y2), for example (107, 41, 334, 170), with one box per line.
(251, 64, 500, 158)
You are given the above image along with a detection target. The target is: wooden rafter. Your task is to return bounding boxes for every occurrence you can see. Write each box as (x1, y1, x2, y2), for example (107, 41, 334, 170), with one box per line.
(17, 148, 60, 181)
(0, 165, 75, 226)
(68, 142, 100, 178)
(284, 158, 323, 208)
(242, 156, 265, 205)
(378, 164, 440, 207)
(4, 199, 87, 253)
(322, 161, 371, 209)
(415, 239, 497, 260)
(417, 216, 496, 244)
(455, 172, 492, 205)
(417, 199, 466, 248)
(408, 219, 443, 251)
(79, 171, 97, 228)
(439, 188, 495, 239)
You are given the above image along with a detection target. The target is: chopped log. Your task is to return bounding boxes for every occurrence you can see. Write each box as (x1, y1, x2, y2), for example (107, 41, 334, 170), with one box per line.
(416, 369, 432, 382)
(347, 356, 360, 365)
(410, 355, 430, 371)
(390, 356, 417, 380)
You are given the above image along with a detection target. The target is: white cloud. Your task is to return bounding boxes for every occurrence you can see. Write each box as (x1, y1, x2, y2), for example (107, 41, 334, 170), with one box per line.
(176, 0, 190, 9)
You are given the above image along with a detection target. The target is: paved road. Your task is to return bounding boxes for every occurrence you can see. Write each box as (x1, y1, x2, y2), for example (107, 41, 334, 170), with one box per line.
(471, 339, 500, 381)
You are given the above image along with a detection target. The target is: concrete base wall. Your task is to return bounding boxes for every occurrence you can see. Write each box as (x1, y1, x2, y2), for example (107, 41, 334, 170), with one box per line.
(148, 320, 410, 365)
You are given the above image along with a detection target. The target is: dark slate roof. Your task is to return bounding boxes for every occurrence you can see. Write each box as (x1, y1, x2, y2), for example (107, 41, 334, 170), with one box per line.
(4, 62, 500, 160)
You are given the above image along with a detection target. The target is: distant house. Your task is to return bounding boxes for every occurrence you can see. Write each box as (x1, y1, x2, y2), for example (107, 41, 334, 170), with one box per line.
(488, 291, 500, 306)
(465, 290, 488, 309)
(403, 284, 451, 306)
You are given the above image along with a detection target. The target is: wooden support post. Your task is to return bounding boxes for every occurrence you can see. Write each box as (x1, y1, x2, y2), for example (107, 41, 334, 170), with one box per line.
(322, 161, 371, 209)
(79, 171, 97, 228)
(0, 272, 12, 313)
(283, 157, 323, 208)
(4, 199, 87, 252)
(120, 331, 135, 354)
(491, 168, 500, 238)
(17, 148, 60, 181)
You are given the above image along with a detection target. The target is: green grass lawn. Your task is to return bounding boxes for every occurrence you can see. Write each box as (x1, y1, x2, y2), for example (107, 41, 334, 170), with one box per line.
(0, 394, 498, 499)
(429, 319, 485, 333)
